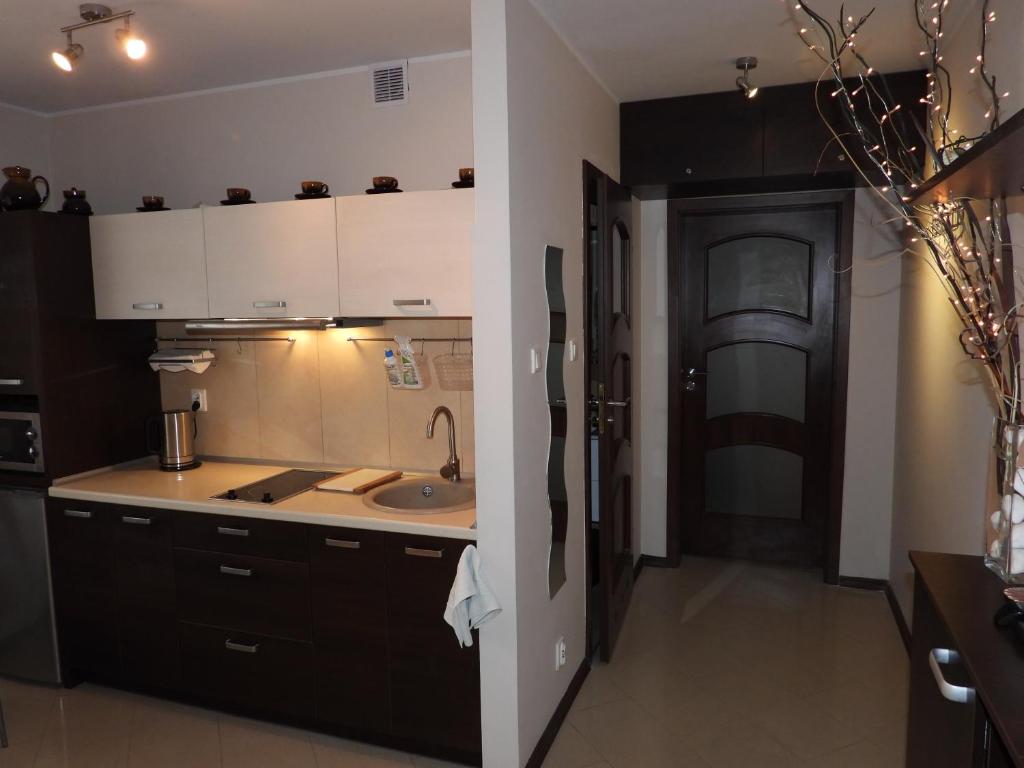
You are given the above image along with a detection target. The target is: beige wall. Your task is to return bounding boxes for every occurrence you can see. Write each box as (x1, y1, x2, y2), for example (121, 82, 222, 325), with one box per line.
(40, 53, 472, 215)
(0, 104, 53, 208)
(889, 0, 1024, 619)
(157, 320, 474, 473)
(471, 0, 619, 762)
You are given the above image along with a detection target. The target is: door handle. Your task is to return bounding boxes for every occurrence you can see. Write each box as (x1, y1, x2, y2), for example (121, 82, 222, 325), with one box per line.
(929, 648, 973, 703)
(683, 368, 707, 392)
(393, 298, 431, 307)
(216, 526, 250, 537)
(219, 565, 253, 577)
(0, 379, 24, 386)
(607, 398, 631, 408)
(121, 515, 153, 526)
(404, 546, 443, 558)
(324, 538, 361, 549)
(224, 639, 259, 654)
(64, 509, 93, 519)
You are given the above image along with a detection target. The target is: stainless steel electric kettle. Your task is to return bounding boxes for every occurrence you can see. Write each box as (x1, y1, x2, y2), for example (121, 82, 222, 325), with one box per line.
(146, 410, 200, 472)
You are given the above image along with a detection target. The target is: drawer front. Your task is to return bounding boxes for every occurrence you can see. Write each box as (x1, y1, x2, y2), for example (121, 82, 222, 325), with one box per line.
(173, 511, 307, 561)
(386, 533, 481, 755)
(908, 578, 977, 768)
(308, 526, 388, 735)
(175, 548, 311, 640)
(112, 506, 179, 692)
(179, 622, 313, 720)
(46, 498, 121, 685)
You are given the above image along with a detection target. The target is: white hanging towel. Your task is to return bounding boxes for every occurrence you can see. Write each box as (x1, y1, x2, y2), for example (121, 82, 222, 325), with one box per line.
(444, 545, 501, 647)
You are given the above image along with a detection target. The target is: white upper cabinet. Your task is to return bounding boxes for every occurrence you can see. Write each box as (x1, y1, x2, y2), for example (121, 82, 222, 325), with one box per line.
(90, 209, 209, 320)
(336, 189, 473, 317)
(204, 198, 340, 319)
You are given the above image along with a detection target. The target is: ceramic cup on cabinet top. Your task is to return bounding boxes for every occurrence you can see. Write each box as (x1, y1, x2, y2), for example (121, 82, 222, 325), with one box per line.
(226, 187, 251, 202)
(61, 187, 93, 215)
(301, 180, 329, 195)
(372, 176, 398, 191)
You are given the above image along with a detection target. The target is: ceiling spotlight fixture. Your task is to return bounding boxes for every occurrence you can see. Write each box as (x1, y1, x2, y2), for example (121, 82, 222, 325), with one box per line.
(52, 33, 84, 72)
(736, 56, 759, 99)
(50, 4, 147, 72)
(115, 19, 147, 60)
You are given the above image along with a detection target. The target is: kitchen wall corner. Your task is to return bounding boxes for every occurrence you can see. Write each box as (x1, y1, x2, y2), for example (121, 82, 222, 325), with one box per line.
(158, 318, 474, 473)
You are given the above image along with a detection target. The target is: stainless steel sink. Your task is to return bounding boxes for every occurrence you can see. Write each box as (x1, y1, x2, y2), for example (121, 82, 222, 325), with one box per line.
(363, 477, 475, 515)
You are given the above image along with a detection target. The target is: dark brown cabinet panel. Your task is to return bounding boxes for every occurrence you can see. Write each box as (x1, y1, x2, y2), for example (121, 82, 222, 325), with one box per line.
(179, 622, 314, 721)
(173, 511, 308, 561)
(113, 506, 179, 692)
(908, 579, 977, 768)
(308, 526, 389, 737)
(46, 498, 120, 686)
(49, 502, 482, 764)
(621, 90, 764, 186)
(386, 533, 481, 756)
(762, 82, 849, 177)
(621, 70, 928, 197)
(175, 548, 311, 640)
(0, 217, 39, 394)
(909, 552, 1024, 768)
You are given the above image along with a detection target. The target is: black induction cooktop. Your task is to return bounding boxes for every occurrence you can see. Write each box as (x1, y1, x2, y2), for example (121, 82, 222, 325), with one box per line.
(212, 469, 339, 505)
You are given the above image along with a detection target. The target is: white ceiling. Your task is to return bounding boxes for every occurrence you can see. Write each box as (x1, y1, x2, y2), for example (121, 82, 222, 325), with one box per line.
(1, 0, 470, 114)
(531, 0, 933, 103)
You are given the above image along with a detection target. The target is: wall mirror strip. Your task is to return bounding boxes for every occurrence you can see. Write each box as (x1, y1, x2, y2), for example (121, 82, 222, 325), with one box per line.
(546, 244, 568, 598)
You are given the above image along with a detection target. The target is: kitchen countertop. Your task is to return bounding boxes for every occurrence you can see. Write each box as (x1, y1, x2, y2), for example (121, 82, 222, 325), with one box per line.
(50, 459, 476, 540)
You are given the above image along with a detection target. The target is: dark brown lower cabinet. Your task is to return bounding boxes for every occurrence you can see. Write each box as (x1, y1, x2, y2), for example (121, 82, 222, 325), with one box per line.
(908, 552, 1022, 768)
(46, 499, 121, 686)
(387, 533, 482, 756)
(179, 623, 314, 720)
(48, 499, 482, 764)
(309, 526, 389, 738)
(112, 506, 179, 692)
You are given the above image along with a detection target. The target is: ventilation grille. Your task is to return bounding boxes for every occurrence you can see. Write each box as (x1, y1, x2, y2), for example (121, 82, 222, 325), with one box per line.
(371, 61, 408, 105)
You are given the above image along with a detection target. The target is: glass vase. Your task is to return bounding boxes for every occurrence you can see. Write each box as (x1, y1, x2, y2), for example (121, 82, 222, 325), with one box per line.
(985, 418, 1024, 583)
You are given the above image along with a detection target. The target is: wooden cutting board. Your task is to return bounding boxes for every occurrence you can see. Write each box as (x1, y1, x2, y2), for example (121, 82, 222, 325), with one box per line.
(315, 468, 402, 495)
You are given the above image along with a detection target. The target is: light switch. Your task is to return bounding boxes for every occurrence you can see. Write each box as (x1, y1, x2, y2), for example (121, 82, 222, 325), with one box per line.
(530, 348, 542, 374)
(568, 339, 578, 362)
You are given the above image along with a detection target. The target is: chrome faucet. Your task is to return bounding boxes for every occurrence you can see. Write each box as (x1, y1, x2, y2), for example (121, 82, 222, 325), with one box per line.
(426, 405, 461, 482)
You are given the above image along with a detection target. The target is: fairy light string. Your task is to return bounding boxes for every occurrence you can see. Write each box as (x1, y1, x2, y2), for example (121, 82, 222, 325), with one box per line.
(796, 0, 1020, 421)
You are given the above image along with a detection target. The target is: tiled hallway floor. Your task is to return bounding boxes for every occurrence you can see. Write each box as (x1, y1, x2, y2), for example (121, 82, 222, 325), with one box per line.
(543, 557, 909, 768)
(0, 557, 907, 768)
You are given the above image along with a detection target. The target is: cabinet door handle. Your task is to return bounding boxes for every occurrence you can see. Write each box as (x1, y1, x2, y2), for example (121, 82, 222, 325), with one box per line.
(64, 509, 93, 519)
(121, 515, 153, 526)
(253, 301, 286, 308)
(0, 379, 24, 386)
(325, 538, 361, 549)
(393, 299, 431, 307)
(405, 546, 443, 558)
(216, 526, 250, 537)
(224, 639, 259, 654)
(132, 302, 163, 310)
(929, 648, 973, 703)
(219, 565, 253, 577)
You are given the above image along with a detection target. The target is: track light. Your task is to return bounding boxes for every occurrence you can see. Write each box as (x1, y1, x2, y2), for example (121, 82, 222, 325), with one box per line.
(52, 33, 83, 72)
(115, 18, 147, 60)
(736, 56, 759, 99)
(50, 4, 146, 72)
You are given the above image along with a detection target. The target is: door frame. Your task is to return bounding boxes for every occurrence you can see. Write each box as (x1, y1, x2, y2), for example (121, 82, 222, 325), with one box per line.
(664, 190, 854, 583)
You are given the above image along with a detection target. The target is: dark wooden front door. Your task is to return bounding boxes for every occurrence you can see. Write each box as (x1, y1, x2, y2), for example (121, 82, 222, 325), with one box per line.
(585, 163, 635, 661)
(668, 194, 845, 567)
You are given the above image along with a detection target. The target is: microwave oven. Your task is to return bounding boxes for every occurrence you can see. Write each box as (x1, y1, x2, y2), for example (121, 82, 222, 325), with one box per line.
(0, 410, 43, 473)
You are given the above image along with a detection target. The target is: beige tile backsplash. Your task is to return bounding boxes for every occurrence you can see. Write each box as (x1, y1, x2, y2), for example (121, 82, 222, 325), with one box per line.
(158, 319, 474, 472)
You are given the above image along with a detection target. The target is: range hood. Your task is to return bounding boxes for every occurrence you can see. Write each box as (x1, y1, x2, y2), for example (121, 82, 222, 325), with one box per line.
(184, 318, 383, 332)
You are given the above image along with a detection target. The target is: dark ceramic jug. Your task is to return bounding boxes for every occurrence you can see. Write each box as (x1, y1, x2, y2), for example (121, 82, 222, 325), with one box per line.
(61, 187, 93, 216)
(0, 166, 49, 211)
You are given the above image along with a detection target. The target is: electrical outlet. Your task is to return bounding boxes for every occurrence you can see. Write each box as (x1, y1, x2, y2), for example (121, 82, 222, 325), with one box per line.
(555, 637, 567, 670)
(190, 388, 208, 413)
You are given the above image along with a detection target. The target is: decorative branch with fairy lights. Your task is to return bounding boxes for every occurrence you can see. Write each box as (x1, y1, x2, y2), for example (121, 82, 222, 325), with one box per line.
(794, 1, 1024, 579)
